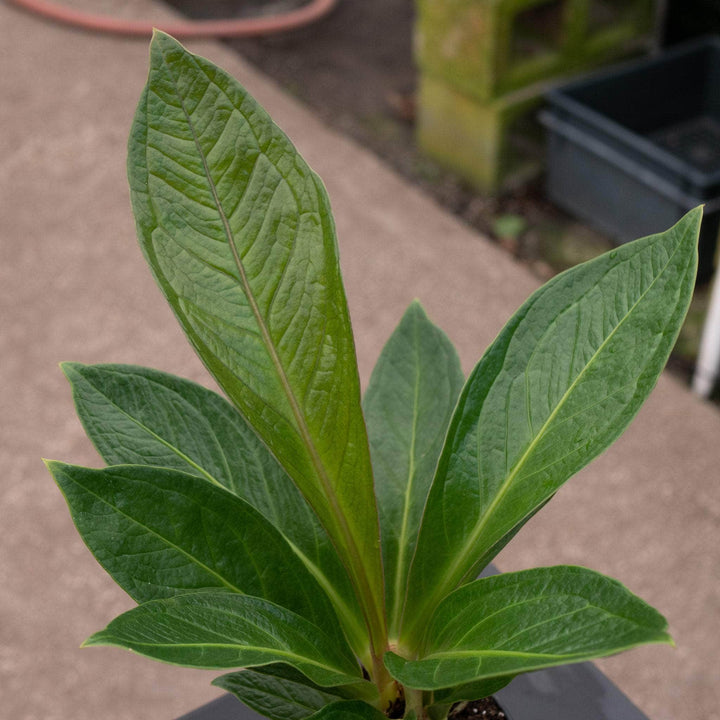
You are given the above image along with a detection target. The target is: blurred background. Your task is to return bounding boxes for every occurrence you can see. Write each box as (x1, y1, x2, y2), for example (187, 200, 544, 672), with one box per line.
(1, 1, 719, 718)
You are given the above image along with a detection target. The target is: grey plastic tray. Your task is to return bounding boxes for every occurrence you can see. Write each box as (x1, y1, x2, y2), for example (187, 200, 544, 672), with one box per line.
(542, 36, 720, 280)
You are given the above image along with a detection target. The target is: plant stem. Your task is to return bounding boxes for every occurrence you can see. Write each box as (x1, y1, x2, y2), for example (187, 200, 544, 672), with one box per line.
(373, 654, 399, 713)
(405, 687, 427, 719)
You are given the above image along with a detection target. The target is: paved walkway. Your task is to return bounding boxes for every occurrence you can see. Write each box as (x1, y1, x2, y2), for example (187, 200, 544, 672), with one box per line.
(1, 2, 718, 719)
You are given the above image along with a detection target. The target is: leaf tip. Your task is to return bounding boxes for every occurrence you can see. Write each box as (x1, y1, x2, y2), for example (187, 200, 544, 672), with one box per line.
(59, 361, 82, 380)
(150, 28, 183, 57)
(210, 673, 234, 691)
(43, 458, 61, 474)
(150, 27, 170, 45)
(674, 206, 703, 251)
(80, 633, 104, 649)
(406, 298, 427, 318)
(45, 460, 75, 492)
(382, 651, 407, 681)
(688, 204, 704, 225)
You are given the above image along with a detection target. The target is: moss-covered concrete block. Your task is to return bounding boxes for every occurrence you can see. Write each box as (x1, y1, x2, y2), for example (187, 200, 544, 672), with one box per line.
(414, 0, 657, 193)
(415, 0, 656, 102)
(416, 76, 545, 193)
(414, 0, 499, 102)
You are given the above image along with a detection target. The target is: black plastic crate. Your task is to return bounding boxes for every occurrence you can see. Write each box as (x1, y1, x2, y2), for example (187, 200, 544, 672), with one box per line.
(542, 37, 720, 281)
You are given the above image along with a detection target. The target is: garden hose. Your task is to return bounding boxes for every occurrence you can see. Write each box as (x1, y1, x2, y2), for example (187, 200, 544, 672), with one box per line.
(6, 0, 337, 37)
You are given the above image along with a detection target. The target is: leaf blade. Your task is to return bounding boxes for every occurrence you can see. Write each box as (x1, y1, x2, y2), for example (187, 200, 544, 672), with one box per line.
(402, 211, 700, 643)
(84, 593, 361, 687)
(129, 31, 384, 644)
(213, 664, 372, 720)
(387, 566, 671, 690)
(61, 362, 367, 654)
(363, 302, 463, 639)
(47, 461, 349, 650)
(62, 362, 259, 490)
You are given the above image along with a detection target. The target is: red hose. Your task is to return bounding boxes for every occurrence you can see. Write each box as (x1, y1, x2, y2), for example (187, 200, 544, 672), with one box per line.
(6, 0, 337, 37)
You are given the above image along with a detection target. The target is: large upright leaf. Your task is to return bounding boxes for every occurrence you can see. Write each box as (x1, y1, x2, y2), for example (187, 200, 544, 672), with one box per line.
(386, 566, 671, 690)
(62, 362, 366, 654)
(48, 461, 349, 649)
(128, 32, 384, 643)
(401, 210, 700, 644)
(363, 302, 463, 639)
(84, 593, 362, 688)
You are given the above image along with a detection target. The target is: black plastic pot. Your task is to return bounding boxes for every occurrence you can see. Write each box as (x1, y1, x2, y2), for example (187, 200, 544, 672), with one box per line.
(541, 36, 720, 282)
(176, 659, 650, 720)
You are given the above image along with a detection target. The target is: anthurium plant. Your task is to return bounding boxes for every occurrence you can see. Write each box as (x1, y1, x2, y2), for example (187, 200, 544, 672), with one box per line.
(48, 32, 699, 720)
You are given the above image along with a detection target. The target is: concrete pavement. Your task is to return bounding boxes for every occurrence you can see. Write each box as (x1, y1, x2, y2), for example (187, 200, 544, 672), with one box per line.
(1, 1, 718, 718)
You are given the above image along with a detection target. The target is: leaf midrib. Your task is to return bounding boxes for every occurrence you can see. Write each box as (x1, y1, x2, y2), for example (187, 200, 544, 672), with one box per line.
(77, 371, 224, 490)
(158, 52, 375, 625)
(422, 629, 669, 664)
(448, 597, 589, 649)
(390, 319, 422, 636)
(64, 468, 244, 595)
(93, 638, 349, 676)
(423, 648, 574, 661)
(92, 593, 359, 677)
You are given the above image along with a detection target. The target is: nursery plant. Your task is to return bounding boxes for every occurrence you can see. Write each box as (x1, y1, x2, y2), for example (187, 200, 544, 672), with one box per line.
(48, 32, 700, 720)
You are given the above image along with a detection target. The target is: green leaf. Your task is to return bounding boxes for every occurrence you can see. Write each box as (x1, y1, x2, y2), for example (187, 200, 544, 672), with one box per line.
(61, 362, 280, 493)
(306, 700, 388, 720)
(84, 592, 361, 687)
(61, 363, 366, 654)
(129, 30, 384, 646)
(363, 302, 463, 640)
(214, 664, 373, 720)
(47, 461, 349, 649)
(386, 566, 671, 690)
(402, 210, 700, 644)
(214, 666, 345, 720)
